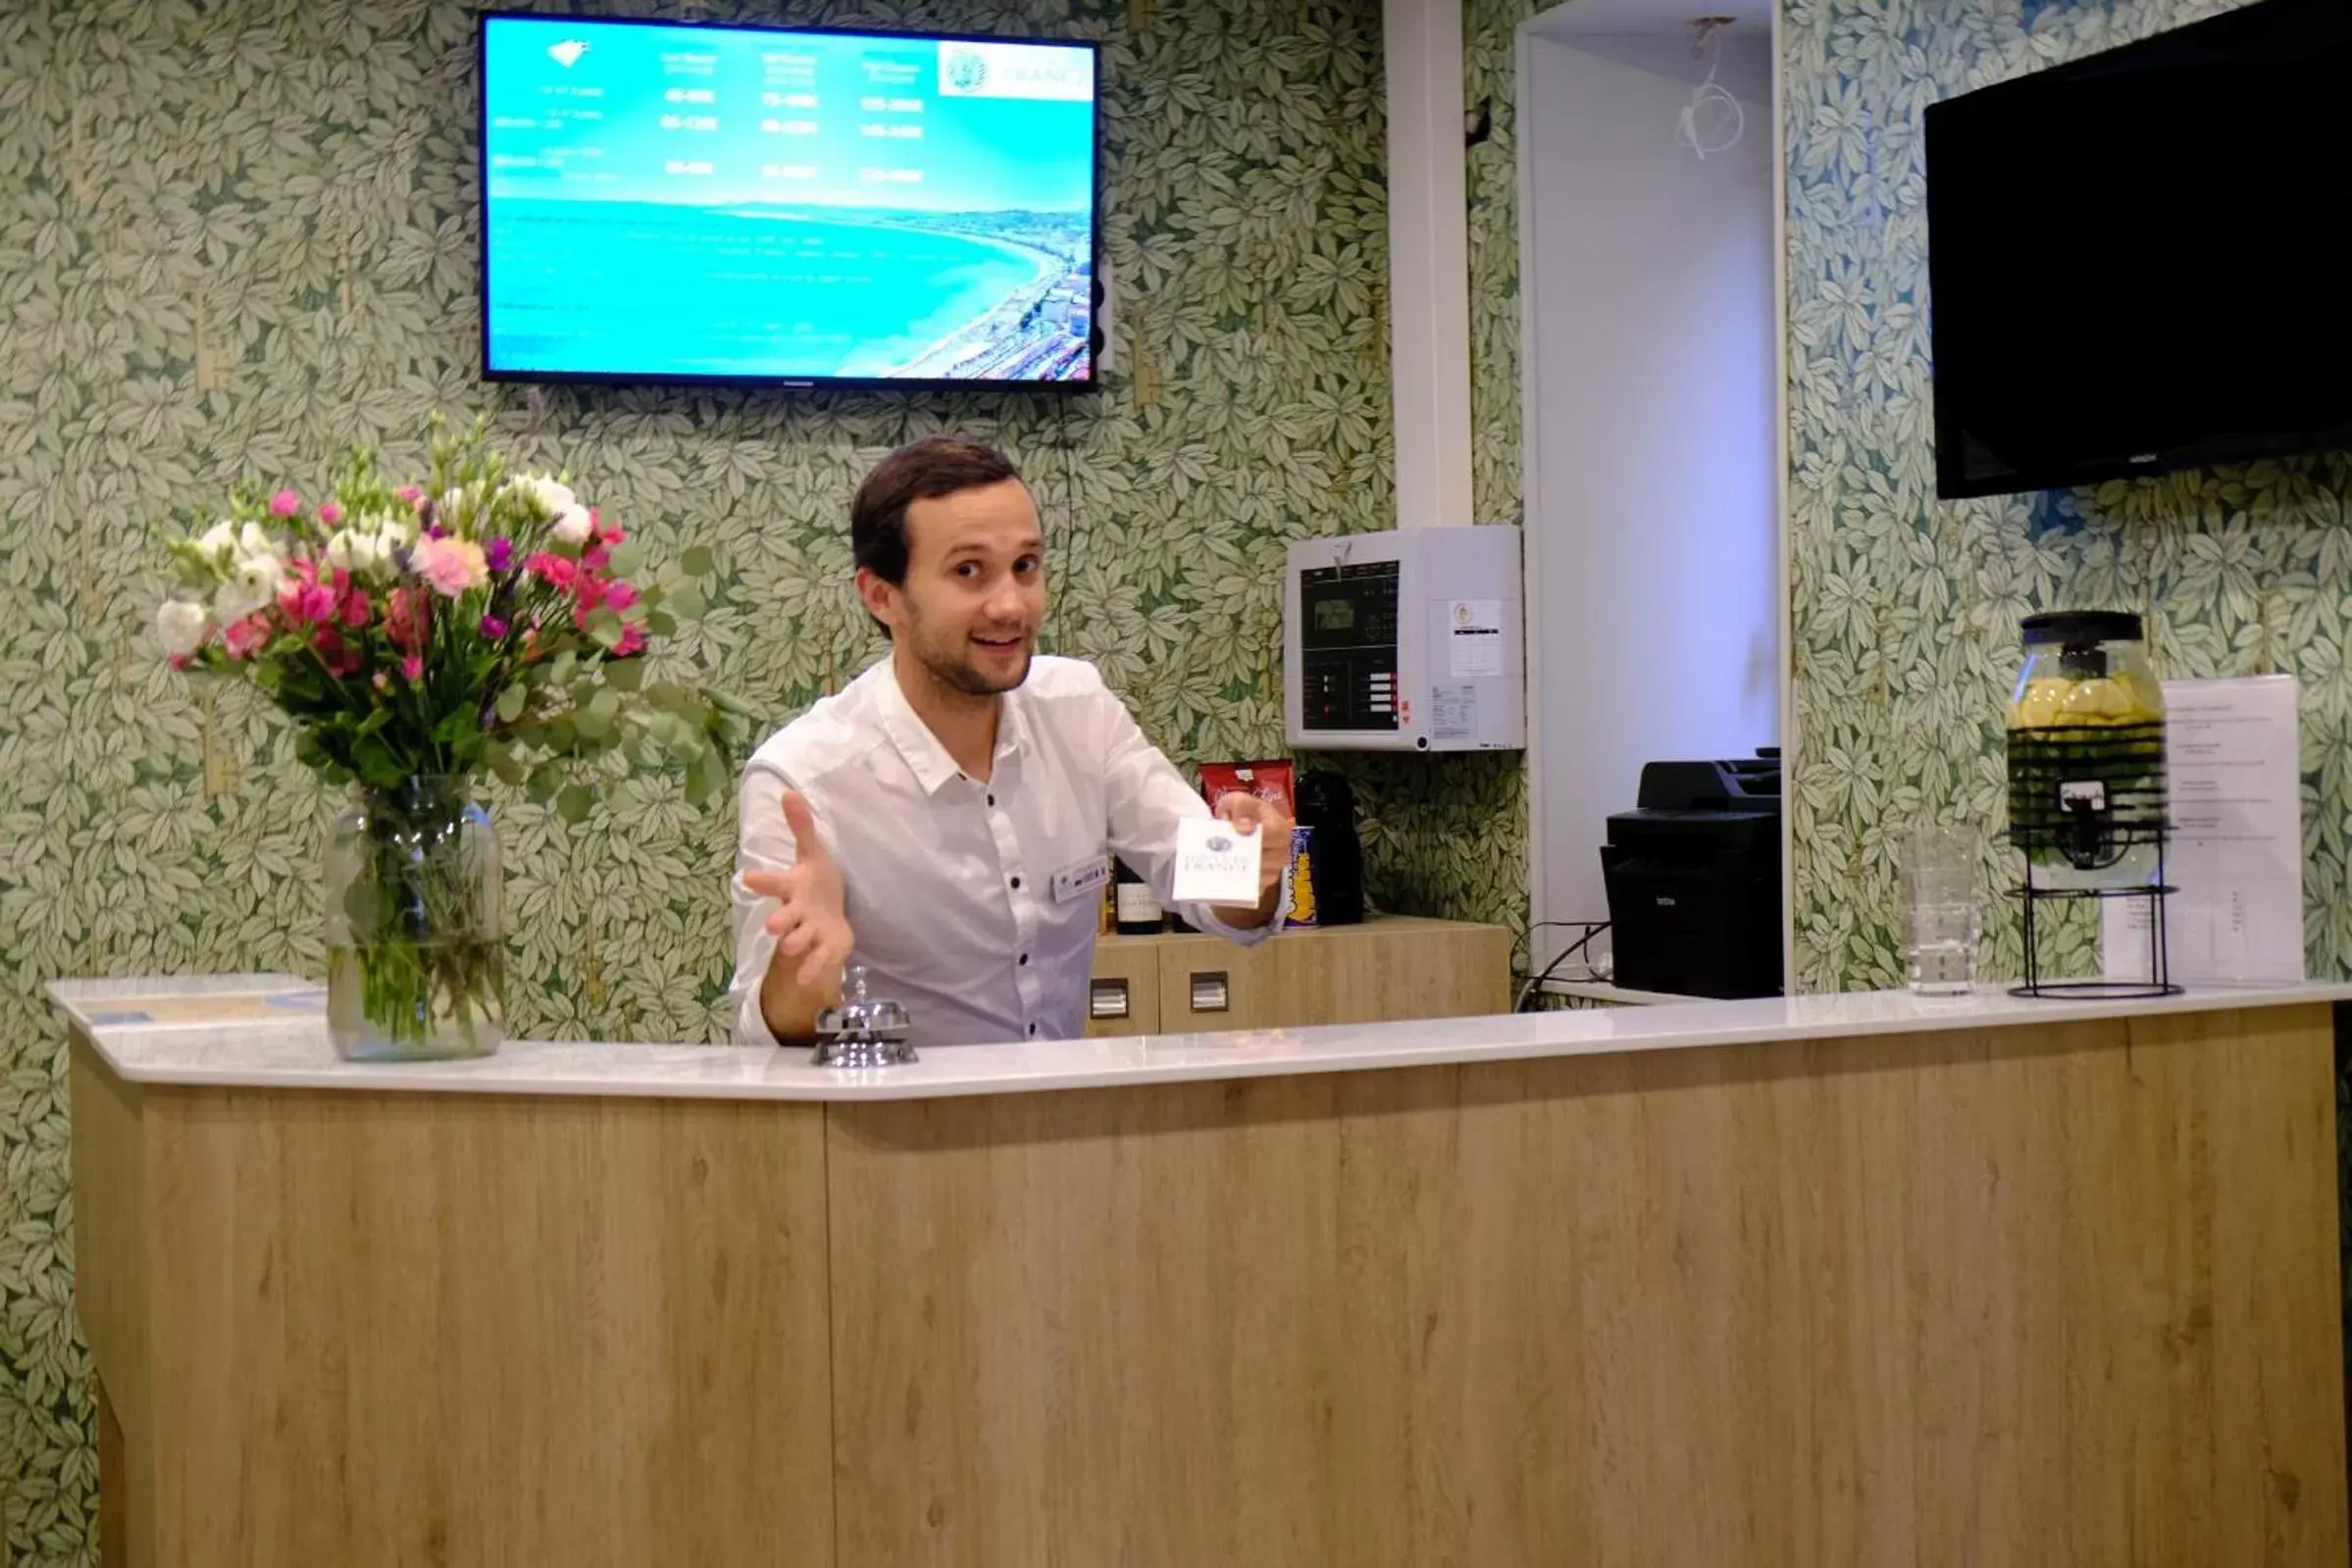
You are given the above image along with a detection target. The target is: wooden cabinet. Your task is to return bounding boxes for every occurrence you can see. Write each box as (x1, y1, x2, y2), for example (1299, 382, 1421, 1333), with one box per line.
(1083, 934, 1163, 1036)
(1087, 916, 1509, 1037)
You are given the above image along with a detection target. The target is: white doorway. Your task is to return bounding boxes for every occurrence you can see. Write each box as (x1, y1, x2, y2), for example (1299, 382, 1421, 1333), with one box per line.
(1516, 0, 1789, 993)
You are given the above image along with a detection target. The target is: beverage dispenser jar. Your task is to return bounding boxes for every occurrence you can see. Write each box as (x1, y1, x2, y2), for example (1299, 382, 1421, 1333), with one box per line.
(2005, 612, 2167, 891)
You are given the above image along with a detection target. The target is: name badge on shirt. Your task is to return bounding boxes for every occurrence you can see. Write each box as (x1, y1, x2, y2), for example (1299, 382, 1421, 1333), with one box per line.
(1171, 818, 1262, 906)
(1050, 855, 1112, 905)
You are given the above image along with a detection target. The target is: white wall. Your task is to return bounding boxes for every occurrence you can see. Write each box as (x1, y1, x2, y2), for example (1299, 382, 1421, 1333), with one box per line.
(1385, 0, 1474, 528)
(1522, 29, 1779, 965)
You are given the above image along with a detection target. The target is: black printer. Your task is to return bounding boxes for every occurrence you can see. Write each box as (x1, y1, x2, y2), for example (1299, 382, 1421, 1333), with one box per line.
(1601, 753, 1782, 999)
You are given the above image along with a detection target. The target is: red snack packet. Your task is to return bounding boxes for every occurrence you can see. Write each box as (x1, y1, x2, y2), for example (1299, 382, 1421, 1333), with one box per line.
(1199, 760, 1296, 820)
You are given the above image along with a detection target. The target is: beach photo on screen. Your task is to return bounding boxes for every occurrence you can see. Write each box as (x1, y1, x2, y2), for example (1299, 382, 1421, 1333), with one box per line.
(480, 16, 1097, 387)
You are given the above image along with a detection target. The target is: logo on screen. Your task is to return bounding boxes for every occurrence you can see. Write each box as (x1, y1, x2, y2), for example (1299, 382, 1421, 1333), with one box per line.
(939, 41, 1090, 100)
(946, 48, 988, 91)
(547, 38, 588, 68)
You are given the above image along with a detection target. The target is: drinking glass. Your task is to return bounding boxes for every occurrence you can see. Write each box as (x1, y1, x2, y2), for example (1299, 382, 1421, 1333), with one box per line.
(1901, 825, 1981, 995)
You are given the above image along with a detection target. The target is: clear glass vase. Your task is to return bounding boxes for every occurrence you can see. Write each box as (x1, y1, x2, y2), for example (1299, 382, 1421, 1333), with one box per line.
(325, 776, 506, 1062)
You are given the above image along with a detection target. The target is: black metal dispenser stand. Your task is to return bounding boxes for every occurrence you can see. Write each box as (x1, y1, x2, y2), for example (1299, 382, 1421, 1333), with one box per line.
(2007, 715, 2181, 1000)
(2011, 859, 2180, 1000)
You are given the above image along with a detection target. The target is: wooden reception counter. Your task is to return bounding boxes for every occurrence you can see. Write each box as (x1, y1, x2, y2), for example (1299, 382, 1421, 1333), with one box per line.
(51, 975, 2352, 1567)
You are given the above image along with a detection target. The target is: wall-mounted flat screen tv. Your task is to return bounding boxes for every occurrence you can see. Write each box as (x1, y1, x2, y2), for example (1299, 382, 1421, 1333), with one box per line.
(1925, 0, 2352, 498)
(479, 13, 1099, 389)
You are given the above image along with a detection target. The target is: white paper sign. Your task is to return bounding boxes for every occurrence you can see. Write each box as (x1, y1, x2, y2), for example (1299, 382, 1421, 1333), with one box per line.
(1431, 683, 1477, 742)
(1449, 599, 1504, 677)
(2102, 676, 2304, 985)
(1170, 816, 1263, 906)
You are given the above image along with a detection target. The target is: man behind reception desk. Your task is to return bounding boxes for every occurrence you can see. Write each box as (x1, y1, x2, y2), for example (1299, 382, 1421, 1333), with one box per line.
(727, 435, 1292, 1047)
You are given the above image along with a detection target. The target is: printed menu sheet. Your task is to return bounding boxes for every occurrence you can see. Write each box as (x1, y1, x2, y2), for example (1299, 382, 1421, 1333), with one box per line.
(2103, 676, 2303, 985)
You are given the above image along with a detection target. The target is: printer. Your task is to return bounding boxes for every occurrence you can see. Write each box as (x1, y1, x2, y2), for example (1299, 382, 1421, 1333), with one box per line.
(1601, 753, 1782, 999)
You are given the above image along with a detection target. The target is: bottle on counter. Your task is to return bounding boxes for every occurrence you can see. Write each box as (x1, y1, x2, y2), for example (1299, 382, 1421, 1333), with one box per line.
(1112, 857, 1164, 936)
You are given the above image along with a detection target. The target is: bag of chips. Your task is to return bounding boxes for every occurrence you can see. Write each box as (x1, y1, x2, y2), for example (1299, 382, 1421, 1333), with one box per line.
(1198, 760, 1296, 820)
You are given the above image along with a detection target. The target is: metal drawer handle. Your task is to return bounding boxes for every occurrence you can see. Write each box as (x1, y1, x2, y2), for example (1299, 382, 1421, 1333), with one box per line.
(1189, 972, 1229, 1013)
(1089, 979, 1130, 1020)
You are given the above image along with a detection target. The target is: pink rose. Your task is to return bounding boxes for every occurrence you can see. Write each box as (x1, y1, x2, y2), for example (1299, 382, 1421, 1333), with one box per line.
(401, 654, 424, 683)
(341, 589, 371, 628)
(396, 484, 426, 509)
(525, 552, 577, 589)
(318, 501, 344, 526)
(612, 625, 646, 657)
(223, 614, 272, 660)
(269, 489, 301, 518)
(582, 543, 611, 572)
(275, 560, 336, 626)
(574, 577, 606, 613)
(385, 586, 429, 652)
(603, 581, 639, 611)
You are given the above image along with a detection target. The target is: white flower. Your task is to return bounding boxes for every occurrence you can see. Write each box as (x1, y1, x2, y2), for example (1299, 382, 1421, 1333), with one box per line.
(437, 484, 480, 529)
(508, 473, 578, 519)
(333, 527, 392, 576)
(549, 504, 594, 545)
(156, 599, 209, 656)
(236, 521, 275, 560)
(195, 521, 235, 559)
(215, 578, 264, 623)
(226, 552, 282, 619)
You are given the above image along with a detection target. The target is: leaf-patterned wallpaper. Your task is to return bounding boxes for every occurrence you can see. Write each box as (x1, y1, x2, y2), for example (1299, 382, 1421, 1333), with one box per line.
(1779, 0, 2352, 990)
(0, 0, 1542, 1554)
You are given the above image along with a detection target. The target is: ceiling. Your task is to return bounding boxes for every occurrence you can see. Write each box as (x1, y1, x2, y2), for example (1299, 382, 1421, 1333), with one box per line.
(1526, 0, 1769, 39)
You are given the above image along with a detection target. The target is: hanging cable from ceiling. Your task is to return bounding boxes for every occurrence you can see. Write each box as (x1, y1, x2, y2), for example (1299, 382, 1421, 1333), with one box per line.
(1674, 16, 1746, 161)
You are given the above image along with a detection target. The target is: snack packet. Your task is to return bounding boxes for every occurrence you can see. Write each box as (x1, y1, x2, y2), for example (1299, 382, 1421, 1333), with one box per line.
(1199, 759, 1296, 820)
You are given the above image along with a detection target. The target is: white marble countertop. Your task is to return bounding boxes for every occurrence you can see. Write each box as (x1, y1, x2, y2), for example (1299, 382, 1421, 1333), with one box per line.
(45, 973, 2352, 1103)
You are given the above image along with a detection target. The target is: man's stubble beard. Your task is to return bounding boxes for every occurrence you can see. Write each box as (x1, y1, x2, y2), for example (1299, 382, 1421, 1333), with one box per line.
(906, 611, 1033, 698)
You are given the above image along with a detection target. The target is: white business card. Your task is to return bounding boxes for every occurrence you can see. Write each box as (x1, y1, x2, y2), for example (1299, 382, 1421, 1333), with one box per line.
(1170, 816, 1262, 906)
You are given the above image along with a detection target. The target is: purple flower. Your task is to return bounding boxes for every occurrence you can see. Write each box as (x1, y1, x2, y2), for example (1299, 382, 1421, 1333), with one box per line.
(485, 535, 514, 574)
(426, 523, 445, 540)
(480, 615, 510, 639)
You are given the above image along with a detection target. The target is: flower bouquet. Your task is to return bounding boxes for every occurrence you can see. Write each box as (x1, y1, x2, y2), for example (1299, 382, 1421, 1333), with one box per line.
(158, 417, 741, 1060)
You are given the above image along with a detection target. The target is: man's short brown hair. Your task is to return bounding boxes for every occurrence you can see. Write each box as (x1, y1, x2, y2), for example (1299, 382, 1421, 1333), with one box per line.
(850, 435, 1024, 590)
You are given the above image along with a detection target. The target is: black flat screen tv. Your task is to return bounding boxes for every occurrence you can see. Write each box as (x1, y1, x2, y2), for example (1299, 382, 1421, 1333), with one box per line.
(478, 12, 1099, 390)
(1924, 0, 2352, 498)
